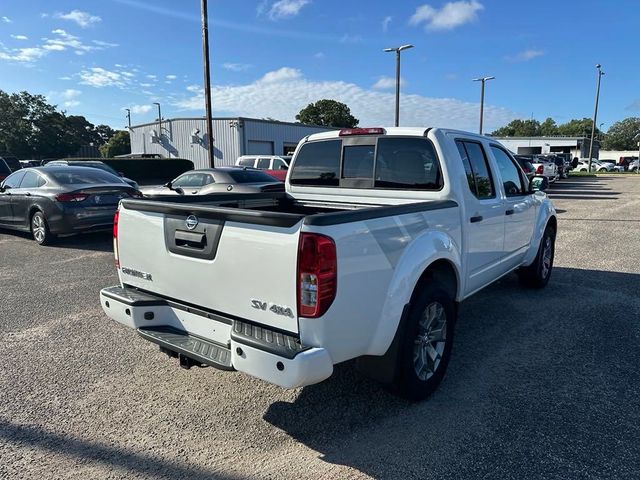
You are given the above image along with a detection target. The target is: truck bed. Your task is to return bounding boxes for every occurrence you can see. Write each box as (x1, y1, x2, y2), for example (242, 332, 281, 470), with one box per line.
(125, 192, 457, 228)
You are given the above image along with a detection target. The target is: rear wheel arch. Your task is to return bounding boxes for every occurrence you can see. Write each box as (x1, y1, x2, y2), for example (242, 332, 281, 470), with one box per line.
(412, 259, 459, 303)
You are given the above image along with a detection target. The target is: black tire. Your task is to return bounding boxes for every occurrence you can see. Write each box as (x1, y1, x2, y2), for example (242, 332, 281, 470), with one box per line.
(393, 283, 456, 401)
(31, 211, 54, 246)
(518, 225, 555, 288)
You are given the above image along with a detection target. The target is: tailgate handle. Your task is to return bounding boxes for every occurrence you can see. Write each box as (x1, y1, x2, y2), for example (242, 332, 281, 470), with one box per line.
(174, 230, 206, 249)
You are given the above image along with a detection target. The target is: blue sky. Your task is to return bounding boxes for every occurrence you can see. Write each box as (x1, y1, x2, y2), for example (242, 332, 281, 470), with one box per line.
(1, 0, 638, 132)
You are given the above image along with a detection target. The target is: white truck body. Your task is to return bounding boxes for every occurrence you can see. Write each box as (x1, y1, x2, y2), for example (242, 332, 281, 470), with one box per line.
(100, 127, 556, 396)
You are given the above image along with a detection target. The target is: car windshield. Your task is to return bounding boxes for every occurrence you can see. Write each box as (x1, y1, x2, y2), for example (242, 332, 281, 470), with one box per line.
(226, 169, 276, 183)
(49, 169, 124, 185)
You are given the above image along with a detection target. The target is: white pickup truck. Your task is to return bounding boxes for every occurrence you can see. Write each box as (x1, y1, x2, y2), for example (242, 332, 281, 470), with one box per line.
(100, 127, 557, 400)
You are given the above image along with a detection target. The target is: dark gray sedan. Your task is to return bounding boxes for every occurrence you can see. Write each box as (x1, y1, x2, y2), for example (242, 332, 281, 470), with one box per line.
(139, 167, 284, 197)
(0, 166, 140, 245)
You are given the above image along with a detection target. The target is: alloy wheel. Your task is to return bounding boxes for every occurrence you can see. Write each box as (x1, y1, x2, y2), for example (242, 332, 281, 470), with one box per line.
(413, 301, 447, 381)
(32, 214, 46, 243)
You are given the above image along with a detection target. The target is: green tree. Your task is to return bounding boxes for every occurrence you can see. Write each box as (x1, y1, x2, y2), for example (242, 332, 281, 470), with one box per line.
(99, 130, 131, 157)
(556, 118, 600, 137)
(602, 117, 640, 150)
(296, 99, 359, 128)
(539, 117, 558, 136)
(491, 119, 541, 137)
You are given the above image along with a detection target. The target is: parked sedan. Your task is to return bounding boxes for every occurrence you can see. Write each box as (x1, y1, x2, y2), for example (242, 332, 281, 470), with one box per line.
(139, 167, 285, 197)
(0, 167, 140, 245)
(628, 160, 639, 172)
(46, 160, 139, 189)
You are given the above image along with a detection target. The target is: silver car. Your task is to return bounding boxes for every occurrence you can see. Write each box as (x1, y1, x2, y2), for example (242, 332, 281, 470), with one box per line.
(140, 167, 284, 197)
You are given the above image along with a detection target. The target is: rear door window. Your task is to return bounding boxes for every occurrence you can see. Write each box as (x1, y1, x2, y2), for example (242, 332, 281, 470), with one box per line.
(19, 171, 44, 188)
(456, 140, 495, 199)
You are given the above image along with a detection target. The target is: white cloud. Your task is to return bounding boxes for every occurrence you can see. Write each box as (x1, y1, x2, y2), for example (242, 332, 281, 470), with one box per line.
(146, 74, 157, 80)
(130, 105, 152, 114)
(314, 52, 325, 59)
(42, 29, 117, 56)
(172, 67, 516, 132)
(445, 73, 458, 80)
(0, 47, 46, 62)
(186, 84, 203, 93)
(223, 62, 252, 72)
(10, 34, 28, 41)
(372, 76, 405, 90)
(382, 16, 392, 32)
(267, 0, 310, 20)
(61, 89, 81, 99)
(1, 16, 12, 23)
(506, 49, 544, 62)
(166, 74, 177, 80)
(410, 1, 483, 31)
(259, 67, 302, 83)
(59, 76, 72, 80)
(140, 82, 153, 87)
(340, 34, 363, 44)
(79, 67, 125, 88)
(64, 100, 80, 108)
(54, 10, 101, 28)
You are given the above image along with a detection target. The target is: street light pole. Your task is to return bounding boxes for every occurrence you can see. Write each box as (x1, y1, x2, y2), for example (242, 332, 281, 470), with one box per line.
(125, 108, 131, 129)
(588, 64, 604, 172)
(472, 76, 495, 135)
(153, 102, 162, 137)
(384, 44, 414, 127)
(201, 0, 215, 167)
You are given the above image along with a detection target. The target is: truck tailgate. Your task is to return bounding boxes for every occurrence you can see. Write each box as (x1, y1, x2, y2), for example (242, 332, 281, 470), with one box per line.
(116, 200, 304, 333)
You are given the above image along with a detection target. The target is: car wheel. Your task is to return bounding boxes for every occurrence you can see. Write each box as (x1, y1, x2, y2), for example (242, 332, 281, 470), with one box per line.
(598, 168, 607, 172)
(580, 168, 587, 172)
(393, 283, 456, 401)
(518, 225, 555, 289)
(31, 211, 54, 246)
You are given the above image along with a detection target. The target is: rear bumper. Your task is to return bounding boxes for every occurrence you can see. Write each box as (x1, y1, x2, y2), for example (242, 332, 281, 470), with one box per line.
(99, 285, 333, 388)
(49, 205, 117, 234)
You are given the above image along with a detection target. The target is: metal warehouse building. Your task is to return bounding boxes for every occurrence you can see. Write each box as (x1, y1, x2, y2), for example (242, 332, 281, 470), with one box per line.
(492, 136, 601, 159)
(128, 117, 335, 169)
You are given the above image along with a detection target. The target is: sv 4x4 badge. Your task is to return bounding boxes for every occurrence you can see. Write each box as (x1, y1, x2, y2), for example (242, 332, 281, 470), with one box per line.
(251, 299, 294, 318)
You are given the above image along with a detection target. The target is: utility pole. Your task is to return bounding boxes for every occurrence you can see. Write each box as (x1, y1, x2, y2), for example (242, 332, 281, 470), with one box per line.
(201, 0, 215, 167)
(125, 108, 131, 129)
(153, 102, 162, 137)
(588, 64, 604, 172)
(473, 76, 495, 135)
(383, 44, 414, 127)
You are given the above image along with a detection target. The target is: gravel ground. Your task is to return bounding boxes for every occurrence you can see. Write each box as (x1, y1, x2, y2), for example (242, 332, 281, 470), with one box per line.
(1, 175, 639, 480)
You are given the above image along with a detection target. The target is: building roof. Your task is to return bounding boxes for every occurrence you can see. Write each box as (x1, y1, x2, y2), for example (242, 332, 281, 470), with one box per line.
(129, 116, 336, 131)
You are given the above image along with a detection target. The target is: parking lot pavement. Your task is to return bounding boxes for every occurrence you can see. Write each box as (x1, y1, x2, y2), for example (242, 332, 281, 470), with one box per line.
(1, 175, 639, 480)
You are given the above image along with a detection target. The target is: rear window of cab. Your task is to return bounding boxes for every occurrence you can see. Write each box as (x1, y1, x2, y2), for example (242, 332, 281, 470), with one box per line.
(289, 137, 443, 190)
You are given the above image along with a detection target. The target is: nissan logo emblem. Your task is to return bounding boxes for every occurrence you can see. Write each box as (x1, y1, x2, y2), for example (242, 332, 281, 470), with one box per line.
(185, 215, 198, 230)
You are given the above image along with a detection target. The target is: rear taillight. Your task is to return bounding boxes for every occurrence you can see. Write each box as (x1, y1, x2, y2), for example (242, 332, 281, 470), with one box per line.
(113, 209, 120, 269)
(536, 165, 544, 174)
(55, 192, 89, 202)
(297, 233, 337, 318)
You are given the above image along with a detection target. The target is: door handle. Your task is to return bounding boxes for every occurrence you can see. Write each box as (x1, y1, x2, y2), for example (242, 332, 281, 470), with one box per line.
(470, 215, 483, 223)
(505, 209, 514, 216)
(24, 192, 31, 196)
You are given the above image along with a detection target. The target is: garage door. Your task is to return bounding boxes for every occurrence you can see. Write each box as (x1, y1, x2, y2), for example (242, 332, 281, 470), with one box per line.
(247, 140, 274, 155)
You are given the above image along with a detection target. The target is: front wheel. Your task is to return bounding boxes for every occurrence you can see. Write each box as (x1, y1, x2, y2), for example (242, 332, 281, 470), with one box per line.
(518, 226, 555, 288)
(393, 284, 456, 401)
(31, 211, 54, 245)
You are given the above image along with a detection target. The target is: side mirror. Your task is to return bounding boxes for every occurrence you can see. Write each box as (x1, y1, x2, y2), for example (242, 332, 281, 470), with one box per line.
(0, 185, 5, 193)
(163, 181, 172, 189)
(174, 187, 184, 195)
(530, 175, 549, 192)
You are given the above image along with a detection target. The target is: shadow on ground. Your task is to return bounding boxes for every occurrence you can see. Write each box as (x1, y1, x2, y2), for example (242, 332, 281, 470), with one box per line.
(264, 267, 640, 479)
(0, 419, 240, 480)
